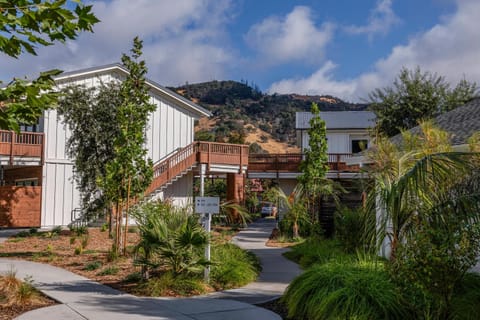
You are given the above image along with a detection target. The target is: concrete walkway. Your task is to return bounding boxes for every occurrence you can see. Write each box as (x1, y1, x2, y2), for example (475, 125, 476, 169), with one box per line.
(0, 219, 300, 319)
(209, 218, 302, 304)
(0, 259, 280, 320)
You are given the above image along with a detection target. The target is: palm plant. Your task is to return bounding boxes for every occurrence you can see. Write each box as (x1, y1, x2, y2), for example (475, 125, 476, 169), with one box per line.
(366, 121, 479, 258)
(131, 201, 209, 279)
(274, 185, 309, 238)
(365, 121, 480, 318)
(218, 201, 251, 227)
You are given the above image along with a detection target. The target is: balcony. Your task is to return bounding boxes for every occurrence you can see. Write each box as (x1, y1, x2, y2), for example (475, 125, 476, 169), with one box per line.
(247, 153, 361, 178)
(0, 130, 44, 165)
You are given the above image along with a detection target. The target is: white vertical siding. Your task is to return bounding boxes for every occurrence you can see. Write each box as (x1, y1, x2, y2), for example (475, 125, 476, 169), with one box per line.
(41, 162, 79, 227)
(145, 94, 195, 164)
(41, 70, 201, 226)
(41, 72, 122, 226)
(301, 131, 370, 154)
(326, 133, 350, 153)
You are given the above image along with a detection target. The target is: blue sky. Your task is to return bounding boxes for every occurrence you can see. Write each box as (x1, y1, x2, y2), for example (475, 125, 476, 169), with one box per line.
(1, 0, 478, 102)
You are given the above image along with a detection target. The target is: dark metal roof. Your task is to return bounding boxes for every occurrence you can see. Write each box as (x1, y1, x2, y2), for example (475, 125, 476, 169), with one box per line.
(391, 97, 480, 145)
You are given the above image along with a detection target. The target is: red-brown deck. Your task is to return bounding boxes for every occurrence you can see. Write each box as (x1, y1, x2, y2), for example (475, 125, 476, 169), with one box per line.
(0, 130, 44, 164)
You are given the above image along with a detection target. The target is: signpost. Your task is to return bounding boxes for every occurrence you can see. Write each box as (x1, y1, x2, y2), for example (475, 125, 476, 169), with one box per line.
(195, 196, 219, 282)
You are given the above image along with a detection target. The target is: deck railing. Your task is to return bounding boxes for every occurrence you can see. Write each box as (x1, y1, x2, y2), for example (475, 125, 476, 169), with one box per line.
(145, 143, 360, 196)
(0, 131, 44, 164)
(248, 153, 359, 172)
(197, 142, 249, 168)
(145, 141, 249, 195)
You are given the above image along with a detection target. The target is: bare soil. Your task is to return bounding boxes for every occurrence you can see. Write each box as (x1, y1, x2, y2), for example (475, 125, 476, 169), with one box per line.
(0, 226, 255, 318)
(0, 229, 144, 294)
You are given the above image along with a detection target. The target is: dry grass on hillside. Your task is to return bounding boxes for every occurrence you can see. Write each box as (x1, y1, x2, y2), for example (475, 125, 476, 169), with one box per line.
(196, 118, 300, 154)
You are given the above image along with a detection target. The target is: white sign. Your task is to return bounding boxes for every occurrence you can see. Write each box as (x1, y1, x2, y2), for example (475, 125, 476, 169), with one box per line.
(195, 197, 220, 214)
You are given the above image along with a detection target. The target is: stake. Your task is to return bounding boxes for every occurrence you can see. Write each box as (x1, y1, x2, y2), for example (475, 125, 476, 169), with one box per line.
(204, 212, 211, 282)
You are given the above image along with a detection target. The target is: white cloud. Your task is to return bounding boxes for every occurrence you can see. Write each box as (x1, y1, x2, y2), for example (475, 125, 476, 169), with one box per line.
(0, 0, 235, 85)
(344, 0, 400, 39)
(269, 0, 480, 102)
(245, 6, 334, 65)
(269, 61, 358, 98)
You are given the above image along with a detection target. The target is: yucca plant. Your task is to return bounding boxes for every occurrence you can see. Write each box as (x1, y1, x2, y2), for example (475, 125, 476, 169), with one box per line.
(132, 201, 209, 279)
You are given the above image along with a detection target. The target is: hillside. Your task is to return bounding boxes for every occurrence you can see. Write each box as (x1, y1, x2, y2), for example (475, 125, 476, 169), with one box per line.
(172, 80, 368, 153)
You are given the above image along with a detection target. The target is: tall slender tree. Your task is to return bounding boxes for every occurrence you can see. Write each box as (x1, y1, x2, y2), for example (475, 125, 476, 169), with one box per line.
(298, 103, 329, 222)
(103, 37, 156, 255)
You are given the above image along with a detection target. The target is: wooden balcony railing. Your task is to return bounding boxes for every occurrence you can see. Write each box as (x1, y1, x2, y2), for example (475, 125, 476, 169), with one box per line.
(145, 142, 198, 195)
(0, 131, 44, 164)
(197, 142, 249, 168)
(145, 141, 249, 195)
(248, 153, 359, 172)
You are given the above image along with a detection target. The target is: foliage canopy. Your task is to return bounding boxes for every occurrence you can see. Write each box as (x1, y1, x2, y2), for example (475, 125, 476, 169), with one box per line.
(0, 0, 99, 130)
(368, 67, 477, 137)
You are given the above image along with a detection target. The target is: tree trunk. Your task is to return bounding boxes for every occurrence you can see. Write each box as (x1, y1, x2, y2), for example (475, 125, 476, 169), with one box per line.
(293, 221, 299, 238)
(123, 177, 131, 256)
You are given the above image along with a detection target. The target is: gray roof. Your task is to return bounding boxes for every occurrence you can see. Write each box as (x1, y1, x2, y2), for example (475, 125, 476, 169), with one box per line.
(392, 97, 480, 145)
(54, 63, 212, 118)
(296, 111, 376, 130)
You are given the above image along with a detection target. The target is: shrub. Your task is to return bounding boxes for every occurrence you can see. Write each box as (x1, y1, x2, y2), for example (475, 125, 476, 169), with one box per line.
(124, 272, 142, 283)
(81, 235, 89, 248)
(15, 231, 30, 238)
(132, 201, 209, 278)
(283, 238, 352, 269)
(51, 226, 62, 235)
(451, 273, 480, 320)
(0, 269, 41, 306)
(74, 246, 83, 255)
(389, 218, 480, 319)
(210, 243, 260, 290)
(100, 223, 108, 232)
(107, 246, 119, 262)
(283, 262, 408, 320)
(97, 266, 119, 276)
(70, 225, 88, 236)
(135, 272, 206, 296)
(83, 261, 102, 271)
(334, 206, 367, 253)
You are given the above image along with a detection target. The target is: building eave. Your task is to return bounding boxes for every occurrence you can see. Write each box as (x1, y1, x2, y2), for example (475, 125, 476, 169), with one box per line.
(54, 63, 212, 118)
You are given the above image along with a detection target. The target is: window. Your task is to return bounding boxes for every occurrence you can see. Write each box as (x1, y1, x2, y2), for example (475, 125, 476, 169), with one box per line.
(15, 178, 39, 186)
(351, 139, 368, 154)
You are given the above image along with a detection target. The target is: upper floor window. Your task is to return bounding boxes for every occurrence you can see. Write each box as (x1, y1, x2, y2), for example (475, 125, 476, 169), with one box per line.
(351, 139, 368, 154)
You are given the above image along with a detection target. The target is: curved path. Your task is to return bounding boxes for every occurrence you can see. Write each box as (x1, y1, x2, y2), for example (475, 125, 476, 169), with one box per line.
(209, 218, 302, 304)
(0, 259, 280, 320)
(0, 219, 300, 319)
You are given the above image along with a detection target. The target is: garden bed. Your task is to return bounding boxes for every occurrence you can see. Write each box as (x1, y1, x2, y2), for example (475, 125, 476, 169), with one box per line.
(0, 226, 253, 296)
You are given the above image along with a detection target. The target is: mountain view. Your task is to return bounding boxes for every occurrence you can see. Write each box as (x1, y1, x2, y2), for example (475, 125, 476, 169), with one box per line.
(172, 80, 368, 153)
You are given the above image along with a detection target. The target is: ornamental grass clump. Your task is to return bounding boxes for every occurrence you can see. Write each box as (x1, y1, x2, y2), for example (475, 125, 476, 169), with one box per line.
(210, 243, 261, 290)
(0, 269, 42, 307)
(283, 262, 408, 320)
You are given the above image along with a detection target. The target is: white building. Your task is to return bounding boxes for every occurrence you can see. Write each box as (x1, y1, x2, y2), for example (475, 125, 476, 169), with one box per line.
(0, 64, 214, 228)
(296, 111, 376, 155)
